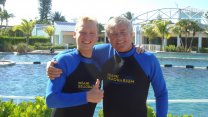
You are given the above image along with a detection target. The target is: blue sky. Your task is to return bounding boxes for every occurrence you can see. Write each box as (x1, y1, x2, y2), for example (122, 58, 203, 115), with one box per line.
(4, 0, 208, 25)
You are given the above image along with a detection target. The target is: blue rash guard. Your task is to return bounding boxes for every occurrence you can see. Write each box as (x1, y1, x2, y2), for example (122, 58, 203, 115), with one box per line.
(46, 49, 101, 117)
(93, 44, 168, 117)
(46, 44, 168, 117)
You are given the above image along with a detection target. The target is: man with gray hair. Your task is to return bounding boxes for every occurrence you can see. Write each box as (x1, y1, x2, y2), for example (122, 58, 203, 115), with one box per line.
(93, 16, 168, 117)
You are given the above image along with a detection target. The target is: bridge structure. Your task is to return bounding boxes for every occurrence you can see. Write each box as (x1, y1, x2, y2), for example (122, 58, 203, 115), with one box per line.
(131, 7, 208, 51)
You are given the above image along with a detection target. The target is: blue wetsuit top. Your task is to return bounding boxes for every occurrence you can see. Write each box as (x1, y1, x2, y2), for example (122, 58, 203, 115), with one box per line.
(93, 44, 168, 117)
(46, 49, 100, 117)
(47, 44, 168, 117)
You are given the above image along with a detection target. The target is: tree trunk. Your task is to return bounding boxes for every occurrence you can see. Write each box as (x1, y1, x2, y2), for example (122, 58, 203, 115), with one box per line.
(185, 33, 188, 52)
(188, 34, 195, 51)
(26, 35, 29, 52)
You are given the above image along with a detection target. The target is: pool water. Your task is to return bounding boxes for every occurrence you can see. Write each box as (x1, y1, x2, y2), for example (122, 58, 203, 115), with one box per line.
(154, 52, 208, 67)
(0, 53, 54, 62)
(155, 52, 208, 59)
(1, 52, 208, 116)
(1, 52, 208, 67)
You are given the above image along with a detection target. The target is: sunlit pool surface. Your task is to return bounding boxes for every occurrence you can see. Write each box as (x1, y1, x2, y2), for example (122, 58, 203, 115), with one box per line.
(155, 52, 208, 59)
(1, 52, 208, 116)
(155, 52, 208, 67)
(0, 52, 55, 62)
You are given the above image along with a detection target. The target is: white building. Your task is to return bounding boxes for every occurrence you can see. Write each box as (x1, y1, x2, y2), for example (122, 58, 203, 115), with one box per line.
(32, 24, 49, 37)
(32, 21, 76, 45)
(53, 21, 75, 45)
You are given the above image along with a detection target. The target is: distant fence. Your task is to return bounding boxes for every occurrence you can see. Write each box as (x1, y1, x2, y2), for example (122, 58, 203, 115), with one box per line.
(142, 44, 161, 51)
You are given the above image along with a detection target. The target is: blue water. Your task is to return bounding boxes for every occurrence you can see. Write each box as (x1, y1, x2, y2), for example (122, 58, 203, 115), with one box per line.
(1, 52, 208, 67)
(155, 52, 208, 59)
(1, 52, 208, 116)
(0, 53, 55, 62)
(155, 52, 208, 67)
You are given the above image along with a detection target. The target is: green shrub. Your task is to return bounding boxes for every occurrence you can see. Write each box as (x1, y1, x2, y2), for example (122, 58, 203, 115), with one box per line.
(33, 42, 52, 50)
(147, 105, 156, 117)
(1, 41, 14, 52)
(0, 97, 193, 117)
(0, 36, 50, 46)
(13, 43, 34, 53)
(175, 46, 185, 52)
(14, 43, 27, 53)
(165, 45, 177, 52)
(68, 44, 76, 49)
(165, 45, 186, 52)
(0, 99, 16, 117)
(0, 97, 52, 117)
(199, 48, 208, 53)
(33, 42, 65, 50)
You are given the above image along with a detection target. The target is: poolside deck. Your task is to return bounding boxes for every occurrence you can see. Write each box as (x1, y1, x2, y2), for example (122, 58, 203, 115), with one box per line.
(0, 60, 15, 66)
(28, 50, 62, 54)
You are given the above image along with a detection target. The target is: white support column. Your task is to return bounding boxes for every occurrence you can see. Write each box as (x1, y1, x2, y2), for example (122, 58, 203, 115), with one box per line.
(198, 33, 202, 50)
(104, 31, 107, 43)
(59, 32, 63, 44)
(134, 26, 142, 45)
(51, 36, 53, 44)
(164, 38, 167, 47)
(177, 35, 180, 47)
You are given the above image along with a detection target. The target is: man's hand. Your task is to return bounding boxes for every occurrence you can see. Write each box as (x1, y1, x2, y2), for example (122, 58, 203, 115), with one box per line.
(46, 60, 63, 79)
(135, 45, 146, 53)
(87, 79, 104, 103)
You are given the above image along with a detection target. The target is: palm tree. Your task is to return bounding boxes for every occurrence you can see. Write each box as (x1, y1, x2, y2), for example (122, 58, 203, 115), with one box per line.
(38, 0, 52, 23)
(98, 23, 104, 35)
(44, 25, 55, 44)
(0, 0, 6, 10)
(188, 21, 204, 51)
(170, 24, 184, 49)
(2, 10, 14, 26)
(205, 11, 208, 21)
(174, 19, 193, 52)
(153, 20, 171, 50)
(141, 22, 157, 50)
(13, 19, 36, 45)
(51, 11, 66, 24)
(0, 8, 3, 26)
(122, 11, 134, 21)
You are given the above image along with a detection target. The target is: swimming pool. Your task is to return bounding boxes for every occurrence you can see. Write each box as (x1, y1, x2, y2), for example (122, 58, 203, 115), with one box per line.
(0, 52, 208, 116)
(155, 52, 208, 67)
(0, 52, 54, 62)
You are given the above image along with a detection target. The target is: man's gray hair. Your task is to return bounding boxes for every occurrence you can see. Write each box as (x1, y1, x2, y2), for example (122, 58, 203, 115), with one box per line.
(105, 16, 133, 36)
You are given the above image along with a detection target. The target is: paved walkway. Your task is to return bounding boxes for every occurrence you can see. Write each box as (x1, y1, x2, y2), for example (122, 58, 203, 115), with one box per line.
(28, 49, 64, 54)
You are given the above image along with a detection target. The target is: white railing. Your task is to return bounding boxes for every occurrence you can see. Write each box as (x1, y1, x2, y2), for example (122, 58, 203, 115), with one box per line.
(1, 95, 208, 104)
(142, 44, 161, 52)
(148, 99, 208, 103)
(0, 95, 38, 104)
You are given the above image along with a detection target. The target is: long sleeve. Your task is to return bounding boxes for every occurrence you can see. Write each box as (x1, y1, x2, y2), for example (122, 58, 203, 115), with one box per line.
(148, 54, 168, 117)
(46, 54, 87, 108)
(135, 52, 168, 117)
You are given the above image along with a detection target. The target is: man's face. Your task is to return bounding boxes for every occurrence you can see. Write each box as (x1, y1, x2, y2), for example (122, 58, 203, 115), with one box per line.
(108, 22, 133, 52)
(74, 21, 98, 52)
